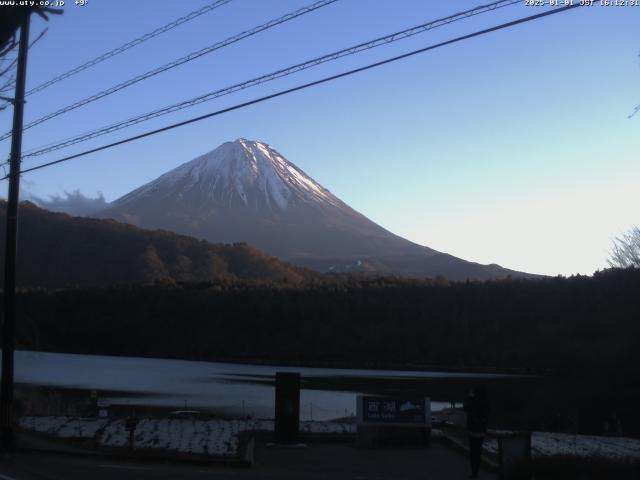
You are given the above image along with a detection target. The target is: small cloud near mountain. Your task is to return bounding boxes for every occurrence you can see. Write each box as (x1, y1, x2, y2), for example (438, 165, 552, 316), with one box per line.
(24, 189, 110, 217)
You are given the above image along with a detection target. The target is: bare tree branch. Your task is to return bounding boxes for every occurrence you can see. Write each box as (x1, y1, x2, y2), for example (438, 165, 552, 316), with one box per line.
(608, 226, 640, 268)
(0, 34, 16, 58)
(0, 27, 48, 110)
(34, 6, 63, 21)
(0, 56, 18, 78)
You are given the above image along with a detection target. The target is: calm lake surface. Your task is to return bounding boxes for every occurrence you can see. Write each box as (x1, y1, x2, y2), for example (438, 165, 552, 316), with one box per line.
(14, 350, 512, 420)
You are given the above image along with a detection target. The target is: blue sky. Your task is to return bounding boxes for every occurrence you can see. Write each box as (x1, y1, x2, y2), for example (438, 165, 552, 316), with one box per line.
(1, 0, 638, 276)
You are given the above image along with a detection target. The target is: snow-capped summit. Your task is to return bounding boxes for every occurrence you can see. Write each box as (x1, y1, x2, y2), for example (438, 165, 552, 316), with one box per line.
(99, 139, 531, 280)
(115, 139, 341, 212)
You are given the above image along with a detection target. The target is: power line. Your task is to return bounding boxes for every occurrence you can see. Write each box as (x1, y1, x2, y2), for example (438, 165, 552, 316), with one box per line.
(0, 0, 338, 143)
(3, 3, 582, 181)
(24, 0, 234, 97)
(22, 0, 521, 159)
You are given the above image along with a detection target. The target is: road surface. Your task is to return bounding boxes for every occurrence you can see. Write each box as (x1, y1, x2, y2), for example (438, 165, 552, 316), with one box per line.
(0, 441, 496, 479)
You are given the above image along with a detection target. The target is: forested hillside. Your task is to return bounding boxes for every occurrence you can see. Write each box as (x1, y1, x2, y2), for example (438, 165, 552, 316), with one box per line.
(0, 201, 314, 287)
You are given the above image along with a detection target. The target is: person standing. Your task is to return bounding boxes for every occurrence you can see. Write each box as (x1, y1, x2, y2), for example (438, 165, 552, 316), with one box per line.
(464, 385, 490, 479)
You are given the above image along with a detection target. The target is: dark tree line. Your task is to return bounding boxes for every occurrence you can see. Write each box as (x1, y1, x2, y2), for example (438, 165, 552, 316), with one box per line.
(13, 268, 640, 378)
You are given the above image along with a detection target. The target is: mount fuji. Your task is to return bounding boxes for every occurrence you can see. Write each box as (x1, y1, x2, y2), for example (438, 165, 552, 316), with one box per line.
(97, 139, 529, 280)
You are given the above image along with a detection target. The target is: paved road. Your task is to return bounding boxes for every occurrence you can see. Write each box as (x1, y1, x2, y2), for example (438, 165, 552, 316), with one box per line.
(0, 441, 497, 479)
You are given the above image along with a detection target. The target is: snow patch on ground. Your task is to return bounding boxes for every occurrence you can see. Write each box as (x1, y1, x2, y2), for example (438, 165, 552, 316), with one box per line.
(21, 416, 639, 462)
(19, 416, 108, 439)
(300, 421, 356, 434)
(18, 416, 355, 457)
(482, 432, 640, 462)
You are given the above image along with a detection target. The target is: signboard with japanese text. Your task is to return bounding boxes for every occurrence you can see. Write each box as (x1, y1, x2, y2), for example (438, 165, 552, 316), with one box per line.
(362, 396, 427, 424)
(356, 396, 432, 447)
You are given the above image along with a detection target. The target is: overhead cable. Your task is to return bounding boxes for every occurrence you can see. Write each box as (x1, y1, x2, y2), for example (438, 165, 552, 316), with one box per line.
(4, 3, 582, 181)
(0, 0, 338, 142)
(25, 0, 234, 96)
(23, 0, 520, 158)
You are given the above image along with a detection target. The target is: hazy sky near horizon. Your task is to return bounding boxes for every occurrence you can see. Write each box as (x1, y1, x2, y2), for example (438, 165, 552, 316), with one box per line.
(1, 0, 638, 277)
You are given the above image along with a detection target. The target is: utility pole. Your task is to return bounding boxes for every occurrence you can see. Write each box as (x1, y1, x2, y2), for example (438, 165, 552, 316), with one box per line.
(1, 13, 30, 451)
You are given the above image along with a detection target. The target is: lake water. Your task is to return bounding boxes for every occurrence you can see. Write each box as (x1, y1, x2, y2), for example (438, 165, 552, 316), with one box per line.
(13, 350, 510, 421)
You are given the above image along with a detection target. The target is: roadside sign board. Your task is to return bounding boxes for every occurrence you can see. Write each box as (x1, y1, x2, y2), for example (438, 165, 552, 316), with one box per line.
(362, 397, 426, 423)
(356, 396, 432, 447)
(357, 396, 431, 427)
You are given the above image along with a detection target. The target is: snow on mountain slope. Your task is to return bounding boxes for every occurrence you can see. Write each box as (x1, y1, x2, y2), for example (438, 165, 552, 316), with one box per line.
(114, 139, 342, 212)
